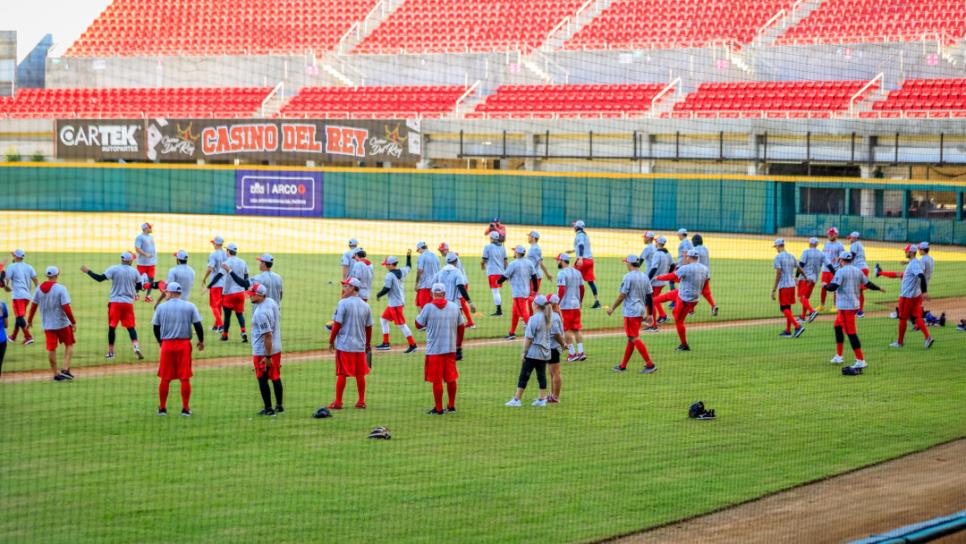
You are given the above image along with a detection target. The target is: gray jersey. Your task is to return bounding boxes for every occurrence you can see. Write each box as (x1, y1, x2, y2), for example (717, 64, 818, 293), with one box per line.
(850, 240, 867, 270)
(648, 250, 673, 287)
(773, 252, 798, 289)
(830, 264, 868, 311)
(549, 312, 564, 350)
(676, 263, 709, 302)
(920, 254, 934, 282)
(382, 267, 410, 308)
(524, 313, 554, 360)
(252, 270, 283, 304)
(693, 245, 710, 276)
(349, 260, 374, 299)
(574, 231, 592, 259)
(482, 243, 507, 276)
(341, 250, 355, 267)
(251, 298, 281, 356)
(799, 248, 824, 283)
(556, 267, 583, 310)
(619, 269, 653, 318)
(526, 243, 544, 279)
(677, 239, 694, 265)
(416, 252, 441, 289)
(222, 255, 249, 296)
(503, 259, 535, 299)
(32, 283, 72, 331)
(135, 233, 157, 266)
(207, 249, 227, 288)
(151, 297, 202, 340)
(104, 264, 140, 303)
(900, 259, 925, 299)
(332, 296, 373, 352)
(6, 262, 37, 300)
(823, 241, 845, 268)
(432, 265, 467, 303)
(166, 264, 196, 300)
(415, 300, 464, 355)
(640, 244, 655, 268)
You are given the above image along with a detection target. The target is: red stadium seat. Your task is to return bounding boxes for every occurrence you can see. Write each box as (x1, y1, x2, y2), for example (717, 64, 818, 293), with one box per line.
(0, 87, 273, 118)
(870, 78, 966, 116)
(472, 83, 671, 117)
(672, 80, 878, 116)
(278, 85, 468, 118)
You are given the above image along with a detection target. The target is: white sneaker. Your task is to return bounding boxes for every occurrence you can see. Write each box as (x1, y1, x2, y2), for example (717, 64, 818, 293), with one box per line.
(851, 360, 867, 369)
(889, 312, 898, 319)
(889, 341, 903, 348)
(505, 398, 521, 407)
(830, 355, 844, 364)
(531, 398, 547, 407)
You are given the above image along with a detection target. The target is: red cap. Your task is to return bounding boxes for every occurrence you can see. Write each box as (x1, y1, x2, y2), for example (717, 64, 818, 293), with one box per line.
(438, 242, 449, 252)
(827, 227, 839, 235)
(903, 244, 915, 253)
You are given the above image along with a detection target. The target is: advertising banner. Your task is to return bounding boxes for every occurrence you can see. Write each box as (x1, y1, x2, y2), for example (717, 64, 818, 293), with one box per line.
(56, 120, 145, 161)
(235, 170, 323, 217)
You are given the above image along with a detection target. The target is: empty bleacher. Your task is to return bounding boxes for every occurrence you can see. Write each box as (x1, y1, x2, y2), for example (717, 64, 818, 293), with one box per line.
(66, 0, 378, 57)
(668, 80, 878, 118)
(776, 0, 966, 46)
(469, 83, 672, 119)
(0, 87, 273, 118)
(864, 78, 966, 118)
(278, 85, 469, 119)
(354, 0, 585, 54)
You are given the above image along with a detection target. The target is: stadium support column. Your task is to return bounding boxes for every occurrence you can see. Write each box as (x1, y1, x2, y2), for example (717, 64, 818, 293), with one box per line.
(524, 133, 537, 171)
(638, 133, 654, 174)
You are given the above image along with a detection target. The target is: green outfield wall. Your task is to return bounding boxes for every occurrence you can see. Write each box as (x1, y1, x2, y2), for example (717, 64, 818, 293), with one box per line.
(1, 164, 964, 243)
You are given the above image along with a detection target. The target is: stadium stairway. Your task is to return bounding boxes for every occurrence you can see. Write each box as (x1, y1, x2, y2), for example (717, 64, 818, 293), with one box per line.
(542, 0, 617, 52)
(337, 0, 407, 54)
(755, 0, 828, 47)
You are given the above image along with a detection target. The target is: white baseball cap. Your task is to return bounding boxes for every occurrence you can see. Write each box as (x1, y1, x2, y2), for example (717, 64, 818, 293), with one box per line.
(141, 222, 152, 231)
(623, 254, 640, 264)
(548, 293, 560, 304)
(416, 241, 427, 250)
(773, 238, 785, 247)
(382, 256, 399, 266)
(342, 277, 362, 288)
(431, 282, 446, 292)
(656, 236, 667, 244)
(226, 242, 238, 252)
(211, 235, 224, 245)
(839, 250, 854, 260)
(919, 242, 930, 249)
(348, 238, 358, 247)
(808, 237, 819, 245)
(533, 295, 548, 307)
(687, 249, 700, 258)
(678, 228, 688, 235)
(445, 252, 459, 263)
(45, 266, 59, 277)
(165, 281, 183, 293)
(352, 247, 365, 256)
(489, 231, 501, 240)
(11, 249, 24, 258)
(849, 231, 861, 239)
(644, 231, 655, 238)
(173, 250, 188, 260)
(121, 251, 135, 261)
(529, 231, 540, 239)
(257, 253, 273, 264)
(573, 220, 585, 229)
(556, 253, 571, 262)
(514, 245, 526, 254)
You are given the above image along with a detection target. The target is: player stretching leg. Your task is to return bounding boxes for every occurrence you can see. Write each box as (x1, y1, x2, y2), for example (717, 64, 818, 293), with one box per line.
(646, 236, 673, 328)
(878, 245, 933, 349)
(374, 253, 418, 353)
(327, 278, 373, 410)
(567, 221, 600, 308)
(505, 296, 567, 407)
(772, 239, 806, 338)
(249, 283, 284, 416)
(798, 237, 823, 323)
(151, 282, 204, 415)
(607, 255, 657, 374)
(556, 254, 586, 361)
(217, 243, 249, 342)
(654, 250, 708, 351)
(135, 222, 157, 303)
(482, 232, 508, 316)
(415, 283, 464, 415)
(691, 234, 718, 316)
(81, 251, 144, 360)
(824, 251, 883, 375)
(497, 245, 537, 340)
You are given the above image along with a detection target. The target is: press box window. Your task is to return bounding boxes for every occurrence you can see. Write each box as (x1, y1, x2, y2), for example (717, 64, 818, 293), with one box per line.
(908, 191, 956, 219)
(800, 187, 845, 215)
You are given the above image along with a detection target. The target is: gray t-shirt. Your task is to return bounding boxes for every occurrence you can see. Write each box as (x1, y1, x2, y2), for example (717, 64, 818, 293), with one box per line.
(823, 241, 845, 269)
(549, 312, 564, 350)
(675, 263, 709, 302)
(482, 243, 507, 276)
(574, 231, 592, 259)
(222, 255, 249, 296)
(850, 240, 867, 270)
(32, 282, 72, 330)
(556, 267, 583, 310)
(648, 251, 673, 287)
(135, 233, 157, 266)
(640, 244, 655, 268)
(526, 243, 544, 279)
(432, 265, 467, 303)
(251, 297, 281, 356)
(920, 254, 934, 282)
(416, 252, 441, 289)
(166, 264, 196, 300)
(332, 296, 373, 352)
(619, 269, 652, 318)
(773, 251, 798, 289)
(503, 258, 535, 299)
(900, 259, 925, 299)
(382, 267, 410, 308)
(207, 249, 227, 288)
(341, 250, 355, 267)
(524, 313, 554, 360)
(830, 265, 868, 310)
(799, 248, 824, 283)
(252, 270, 283, 304)
(152, 297, 202, 340)
(677, 239, 694, 265)
(6, 262, 37, 300)
(349, 260, 374, 300)
(693, 245, 710, 272)
(104, 264, 140, 303)
(415, 300, 464, 355)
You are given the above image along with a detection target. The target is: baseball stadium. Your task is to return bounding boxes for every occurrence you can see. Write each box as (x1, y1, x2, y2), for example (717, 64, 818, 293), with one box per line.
(1, 1, 965, 543)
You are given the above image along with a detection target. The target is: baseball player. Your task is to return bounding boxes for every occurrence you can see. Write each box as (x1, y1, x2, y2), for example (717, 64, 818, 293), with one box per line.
(327, 277, 373, 410)
(217, 243, 249, 342)
(640, 231, 656, 268)
(27, 266, 76, 381)
(798, 237, 824, 323)
(6, 249, 38, 344)
(221, 253, 283, 306)
(607, 254, 657, 374)
(646, 236, 673, 328)
(671, 228, 694, 307)
(546, 293, 565, 402)
(432, 252, 474, 360)
(134, 222, 157, 302)
(348, 248, 374, 302)
(81, 251, 145, 360)
(249, 282, 284, 416)
(654, 249, 709, 351)
(918, 242, 935, 282)
(374, 252, 417, 353)
(824, 251, 883, 374)
(772, 239, 806, 338)
(526, 231, 551, 293)
(567, 220, 600, 308)
(556, 254, 586, 361)
(0, 299, 7, 377)
(505, 295, 566, 408)
(818, 227, 845, 311)
(414, 241, 440, 310)
(498, 245, 538, 340)
(484, 217, 506, 243)
(878, 245, 933, 349)
(847, 232, 870, 317)
(691, 234, 718, 316)
(482, 231, 508, 316)
(154, 250, 196, 308)
(202, 236, 227, 331)
(438, 243, 475, 328)
(151, 282, 204, 416)
(341, 238, 359, 279)
(415, 282, 464, 414)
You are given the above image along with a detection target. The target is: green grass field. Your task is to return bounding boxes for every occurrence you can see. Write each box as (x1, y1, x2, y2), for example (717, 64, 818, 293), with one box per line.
(1, 318, 964, 543)
(3, 252, 966, 372)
